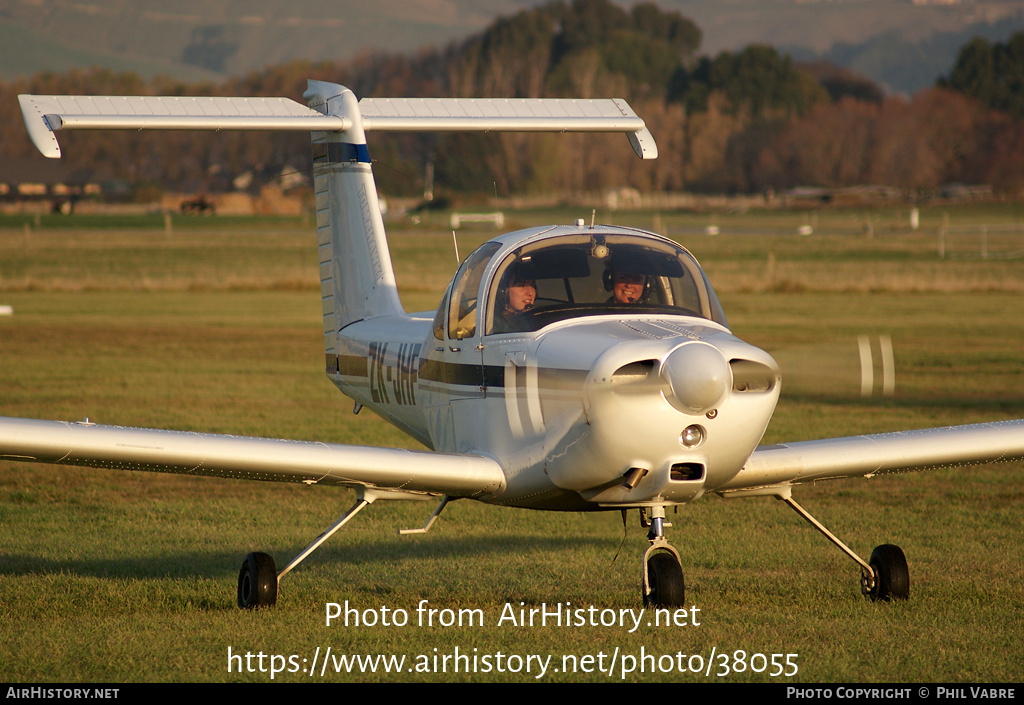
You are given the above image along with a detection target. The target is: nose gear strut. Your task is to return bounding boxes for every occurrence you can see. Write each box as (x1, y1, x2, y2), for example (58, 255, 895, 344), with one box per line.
(640, 505, 686, 607)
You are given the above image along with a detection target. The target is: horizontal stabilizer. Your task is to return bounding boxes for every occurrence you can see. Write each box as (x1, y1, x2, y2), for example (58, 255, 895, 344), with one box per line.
(19, 86, 657, 159)
(0, 416, 506, 499)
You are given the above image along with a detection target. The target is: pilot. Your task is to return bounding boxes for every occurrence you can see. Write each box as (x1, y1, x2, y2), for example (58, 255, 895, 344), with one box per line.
(493, 264, 537, 333)
(605, 265, 649, 304)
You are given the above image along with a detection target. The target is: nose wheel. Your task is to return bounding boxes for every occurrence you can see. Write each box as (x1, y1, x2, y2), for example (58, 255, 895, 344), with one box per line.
(640, 506, 686, 607)
(644, 550, 685, 607)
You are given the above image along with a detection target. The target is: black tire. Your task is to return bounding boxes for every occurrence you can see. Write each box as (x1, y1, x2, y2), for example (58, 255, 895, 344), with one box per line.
(237, 551, 278, 609)
(644, 552, 686, 607)
(868, 544, 909, 602)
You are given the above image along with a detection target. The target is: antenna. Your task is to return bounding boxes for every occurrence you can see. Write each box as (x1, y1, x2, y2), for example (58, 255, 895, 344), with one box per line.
(590, 209, 596, 229)
(452, 230, 460, 263)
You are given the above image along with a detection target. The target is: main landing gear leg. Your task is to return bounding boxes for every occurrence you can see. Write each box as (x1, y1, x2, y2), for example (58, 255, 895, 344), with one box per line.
(237, 494, 374, 610)
(235, 490, 448, 610)
(780, 495, 909, 601)
(640, 505, 686, 607)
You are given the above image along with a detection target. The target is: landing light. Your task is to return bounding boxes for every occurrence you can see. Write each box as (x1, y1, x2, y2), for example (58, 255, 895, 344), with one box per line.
(680, 425, 705, 448)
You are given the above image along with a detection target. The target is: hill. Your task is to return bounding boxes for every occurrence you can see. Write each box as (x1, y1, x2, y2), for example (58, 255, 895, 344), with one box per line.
(3, 0, 1024, 94)
(0, 0, 513, 80)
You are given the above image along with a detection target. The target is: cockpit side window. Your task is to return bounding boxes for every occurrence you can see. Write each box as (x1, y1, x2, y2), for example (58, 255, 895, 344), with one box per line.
(432, 286, 450, 340)
(447, 242, 501, 340)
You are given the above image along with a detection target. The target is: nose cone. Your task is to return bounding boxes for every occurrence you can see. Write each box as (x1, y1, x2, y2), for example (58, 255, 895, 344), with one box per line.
(660, 342, 731, 415)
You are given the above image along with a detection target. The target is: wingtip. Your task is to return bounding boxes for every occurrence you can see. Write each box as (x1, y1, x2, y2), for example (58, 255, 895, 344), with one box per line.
(628, 127, 658, 160)
(18, 95, 62, 158)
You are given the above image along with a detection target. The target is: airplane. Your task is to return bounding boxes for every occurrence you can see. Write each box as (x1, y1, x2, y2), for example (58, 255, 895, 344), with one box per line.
(6, 81, 1024, 610)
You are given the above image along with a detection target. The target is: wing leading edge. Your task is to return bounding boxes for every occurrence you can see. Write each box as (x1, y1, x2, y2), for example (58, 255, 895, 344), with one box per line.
(0, 416, 506, 499)
(719, 419, 1024, 497)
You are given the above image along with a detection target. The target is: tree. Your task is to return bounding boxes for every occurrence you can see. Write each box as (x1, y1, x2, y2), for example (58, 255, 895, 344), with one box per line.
(672, 45, 826, 118)
(799, 61, 885, 104)
(754, 98, 878, 190)
(942, 32, 1024, 118)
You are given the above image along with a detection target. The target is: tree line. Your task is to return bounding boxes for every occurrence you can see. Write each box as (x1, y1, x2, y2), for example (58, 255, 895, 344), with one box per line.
(3, 0, 1024, 199)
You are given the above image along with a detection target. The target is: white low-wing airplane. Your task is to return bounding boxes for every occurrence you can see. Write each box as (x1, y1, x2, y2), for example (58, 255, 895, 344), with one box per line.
(8, 81, 1024, 609)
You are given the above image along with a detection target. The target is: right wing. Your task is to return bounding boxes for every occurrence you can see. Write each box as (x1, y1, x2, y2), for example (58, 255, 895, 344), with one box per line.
(0, 416, 506, 499)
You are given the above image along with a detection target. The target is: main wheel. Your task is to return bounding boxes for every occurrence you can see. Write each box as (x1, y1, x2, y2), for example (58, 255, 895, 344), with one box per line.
(644, 552, 686, 607)
(237, 551, 278, 609)
(868, 544, 909, 602)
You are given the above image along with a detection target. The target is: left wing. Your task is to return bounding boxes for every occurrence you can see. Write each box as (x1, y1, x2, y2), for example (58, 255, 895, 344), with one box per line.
(0, 417, 505, 499)
(717, 419, 1024, 497)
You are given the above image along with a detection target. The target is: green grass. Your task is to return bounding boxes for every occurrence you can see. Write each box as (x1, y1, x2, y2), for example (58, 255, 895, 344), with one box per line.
(1, 209, 1022, 682)
(0, 212, 309, 231)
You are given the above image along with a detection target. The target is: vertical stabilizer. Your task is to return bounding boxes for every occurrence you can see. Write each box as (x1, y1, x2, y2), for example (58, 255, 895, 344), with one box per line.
(304, 81, 404, 362)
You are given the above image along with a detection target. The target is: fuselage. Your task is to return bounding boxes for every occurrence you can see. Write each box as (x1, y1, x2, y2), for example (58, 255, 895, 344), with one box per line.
(328, 225, 781, 511)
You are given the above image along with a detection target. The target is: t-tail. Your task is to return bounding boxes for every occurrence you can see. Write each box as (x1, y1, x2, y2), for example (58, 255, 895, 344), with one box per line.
(19, 80, 658, 370)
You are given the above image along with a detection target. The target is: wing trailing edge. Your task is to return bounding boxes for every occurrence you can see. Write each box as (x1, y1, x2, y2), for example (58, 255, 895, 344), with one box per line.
(718, 419, 1024, 497)
(0, 416, 506, 499)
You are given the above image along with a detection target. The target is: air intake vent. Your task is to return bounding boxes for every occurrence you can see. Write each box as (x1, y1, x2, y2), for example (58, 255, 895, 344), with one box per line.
(610, 359, 656, 384)
(730, 359, 778, 393)
(670, 463, 704, 481)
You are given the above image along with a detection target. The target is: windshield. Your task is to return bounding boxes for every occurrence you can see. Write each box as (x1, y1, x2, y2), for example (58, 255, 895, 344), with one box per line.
(484, 233, 727, 335)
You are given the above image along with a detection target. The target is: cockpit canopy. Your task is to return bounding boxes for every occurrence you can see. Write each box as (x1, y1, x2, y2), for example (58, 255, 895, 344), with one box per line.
(434, 231, 728, 340)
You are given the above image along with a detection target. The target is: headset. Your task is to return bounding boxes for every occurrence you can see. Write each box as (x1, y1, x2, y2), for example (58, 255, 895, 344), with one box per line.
(496, 261, 538, 313)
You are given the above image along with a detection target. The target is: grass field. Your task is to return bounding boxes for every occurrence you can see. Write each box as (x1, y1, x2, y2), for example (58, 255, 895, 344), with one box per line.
(1, 207, 1022, 683)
